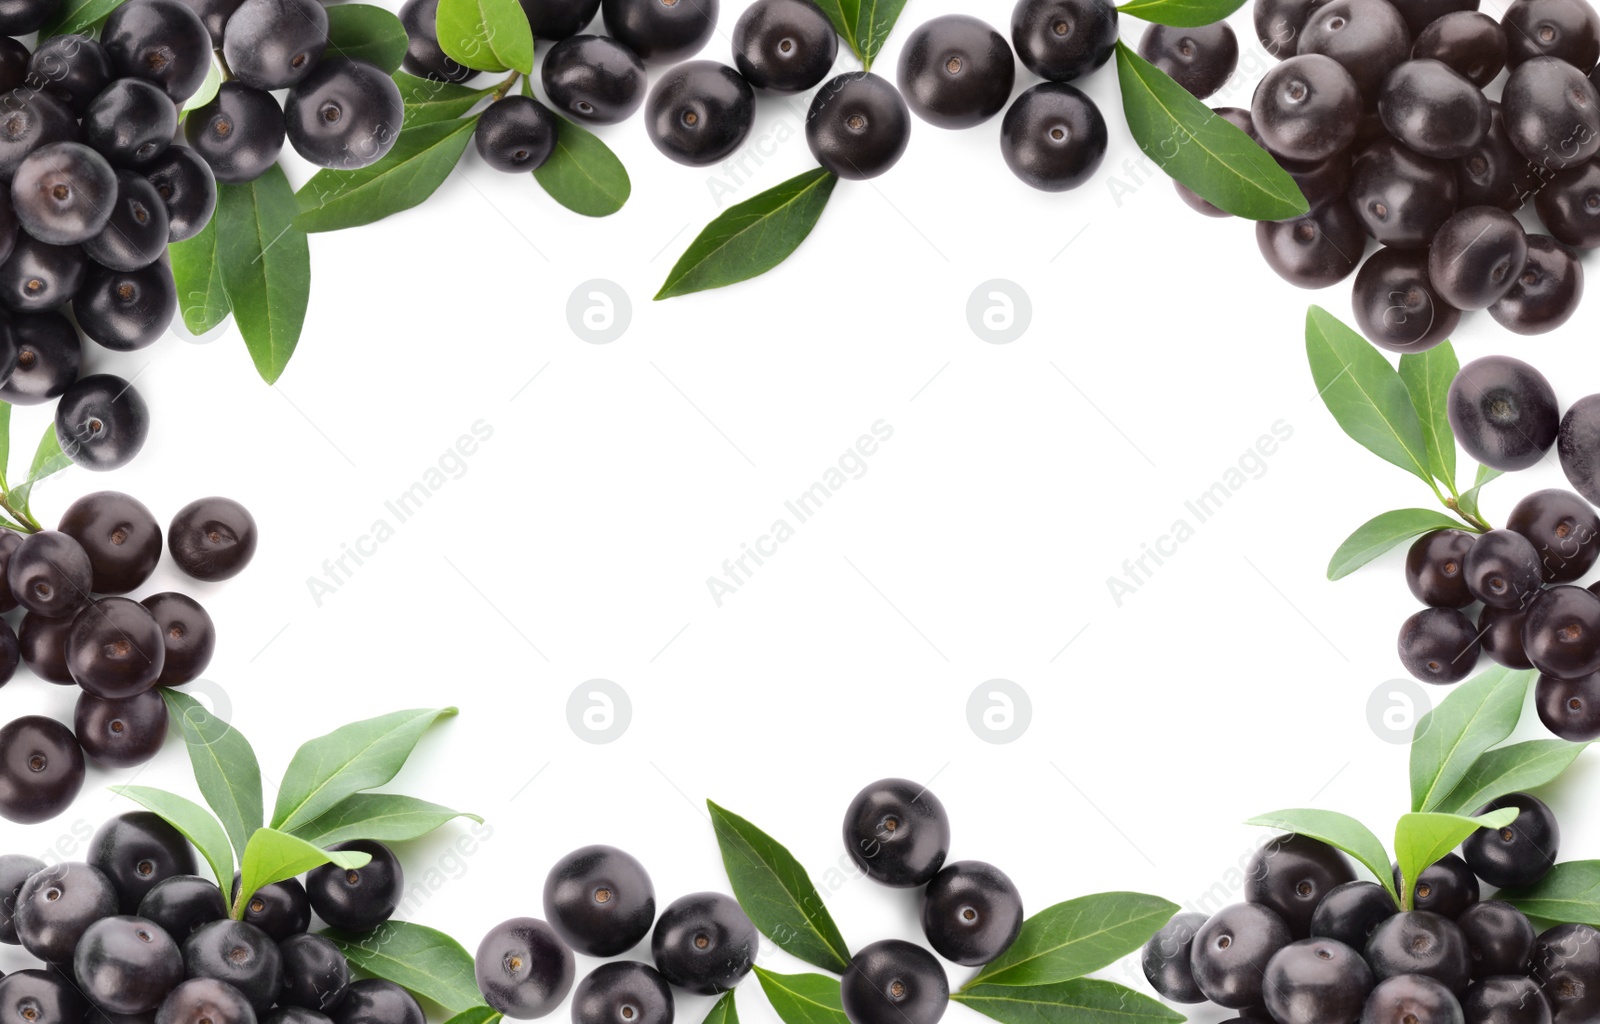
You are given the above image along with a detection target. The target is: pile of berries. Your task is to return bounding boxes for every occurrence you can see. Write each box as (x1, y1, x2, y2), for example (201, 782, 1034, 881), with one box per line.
(1179, 0, 1600, 342)
(0, 493, 256, 824)
(0, 812, 416, 1024)
(1142, 793, 1589, 1023)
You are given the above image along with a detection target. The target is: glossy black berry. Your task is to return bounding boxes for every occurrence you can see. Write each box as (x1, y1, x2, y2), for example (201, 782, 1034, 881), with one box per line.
(26, 35, 113, 116)
(20, 611, 76, 683)
(14, 861, 116, 960)
(474, 917, 575, 1019)
(1366, 912, 1471, 993)
(169, 496, 257, 581)
(1428, 206, 1528, 310)
(1531, 923, 1600, 1020)
(0, 616, 19, 686)
(306, 840, 402, 933)
(157, 978, 255, 1024)
(187, 0, 243, 43)
(646, 62, 755, 166)
(1480, 606, 1534, 669)
(1448, 358, 1560, 473)
(1262, 938, 1374, 1024)
(185, 83, 287, 185)
(1537, 670, 1600, 739)
(898, 15, 1015, 128)
(0, 852, 44, 943)
(1462, 793, 1560, 889)
(1402, 853, 1480, 919)
(138, 876, 226, 941)
(1349, 140, 1459, 249)
(75, 915, 185, 1015)
(1191, 903, 1292, 1008)
(183, 919, 282, 1015)
(1413, 12, 1506, 87)
(76, 260, 178, 351)
(13, 142, 117, 247)
(541, 845, 654, 958)
(1563, 395, 1600, 506)
(999, 82, 1106, 192)
(83, 79, 176, 168)
(0, 90, 77, 182)
(91, 811, 195, 913)
(808, 72, 911, 179)
(1503, 0, 1600, 71)
(141, 592, 215, 686)
(399, 0, 472, 81)
(1309, 881, 1398, 949)
(1256, 201, 1366, 288)
(232, 877, 310, 942)
(0, 0, 62, 34)
(1490, 234, 1583, 334)
(1141, 911, 1206, 1003)
(223, 0, 327, 90)
(1297, 0, 1412, 101)
(9, 531, 92, 618)
(1380, 60, 1490, 160)
(843, 778, 950, 886)
(571, 964, 673, 1024)
(279, 934, 350, 1013)
(602, 0, 716, 62)
(1359, 974, 1465, 1024)
(1523, 585, 1600, 679)
(0, 716, 83, 825)
(0, 970, 88, 1024)
(1254, 0, 1325, 57)
(75, 690, 168, 768)
(1502, 57, 1600, 173)
(0, 311, 78, 406)
(1351, 246, 1460, 352)
(649, 891, 757, 995)
(1247, 835, 1358, 940)
(1461, 975, 1551, 1024)
(1251, 54, 1359, 162)
(102, 0, 212, 103)
(69, 597, 166, 700)
(1406, 530, 1475, 608)
(1139, 22, 1237, 100)
(84, 173, 171, 274)
(541, 36, 646, 124)
(143, 146, 217, 243)
(731, 0, 836, 92)
(1457, 901, 1536, 978)
(840, 939, 947, 1024)
(517, 0, 602, 41)
(475, 96, 557, 173)
(56, 373, 151, 472)
(1457, 106, 1531, 210)
(285, 59, 404, 170)
(1535, 159, 1600, 247)
(1399, 607, 1482, 683)
(0, 228, 70, 309)
(920, 860, 1023, 966)
(57, 491, 160, 595)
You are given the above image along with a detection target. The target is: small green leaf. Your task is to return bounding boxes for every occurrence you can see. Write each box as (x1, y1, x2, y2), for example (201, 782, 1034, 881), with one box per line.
(238, 827, 370, 919)
(1245, 809, 1397, 904)
(1433, 741, 1591, 818)
(533, 115, 632, 217)
(435, 0, 533, 73)
(853, 0, 908, 69)
(1327, 508, 1469, 580)
(966, 893, 1179, 988)
(326, 4, 409, 73)
(1411, 666, 1537, 813)
(9, 424, 72, 517)
(707, 800, 852, 975)
(38, 0, 122, 37)
(657, 169, 837, 300)
(324, 921, 484, 1015)
(442, 1009, 501, 1024)
(215, 167, 310, 385)
(110, 786, 235, 902)
(1457, 464, 1503, 525)
(701, 990, 738, 1024)
(1399, 342, 1459, 491)
(1116, 41, 1306, 220)
(297, 116, 479, 233)
(0, 402, 12, 489)
(1395, 810, 1518, 910)
(807, 0, 857, 58)
(182, 59, 223, 115)
(954, 979, 1185, 1024)
(271, 708, 459, 835)
(397, 73, 494, 127)
(289, 793, 483, 847)
(169, 216, 232, 336)
(1116, 0, 1244, 27)
(160, 688, 264, 861)
(754, 970, 848, 1024)
(1500, 861, 1600, 927)
(1306, 305, 1434, 485)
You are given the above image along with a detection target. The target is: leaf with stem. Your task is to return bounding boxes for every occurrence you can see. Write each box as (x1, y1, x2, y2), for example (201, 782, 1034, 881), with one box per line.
(324, 921, 485, 1014)
(1245, 809, 1398, 903)
(1327, 508, 1471, 580)
(272, 708, 458, 834)
(236, 827, 370, 920)
(296, 116, 480, 233)
(110, 786, 235, 911)
(657, 169, 837, 300)
(1456, 464, 1502, 528)
(965, 893, 1179, 988)
(1394, 809, 1518, 910)
(1410, 666, 1536, 813)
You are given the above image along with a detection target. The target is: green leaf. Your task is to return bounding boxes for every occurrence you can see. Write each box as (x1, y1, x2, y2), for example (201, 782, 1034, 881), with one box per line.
(954, 979, 1185, 1024)
(707, 800, 852, 974)
(182, 59, 223, 115)
(656, 169, 837, 300)
(0, 402, 11, 489)
(442, 1009, 501, 1024)
(702, 990, 738, 1024)
(9, 423, 71, 516)
(435, 0, 533, 73)
(109, 786, 235, 901)
(1116, 0, 1244, 27)
(1245, 809, 1397, 903)
(754, 969, 848, 1024)
(38, 0, 122, 37)
(1395, 809, 1518, 910)
(533, 115, 632, 217)
(853, 0, 908, 69)
(1433, 741, 1591, 818)
(159, 688, 264, 861)
(296, 116, 479, 233)
(1458, 464, 1503, 525)
(271, 708, 459, 834)
(1500, 861, 1600, 927)
(1115, 41, 1306, 220)
(966, 893, 1179, 988)
(215, 167, 310, 385)
(324, 921, 484, 1014)
(238, 828, 370, 919)
(169, 216, 232, 336)
(397, 73, 493, 127)
(1399, 342, 1459, 491)
(1306, 305, 1434, 485)
(1411, 665, 1537, 813)
(807, 0, 856, 58)
(1327, 508, 1469, 580)
(289, 793, 482, 847)
(326, 4, 409, 73)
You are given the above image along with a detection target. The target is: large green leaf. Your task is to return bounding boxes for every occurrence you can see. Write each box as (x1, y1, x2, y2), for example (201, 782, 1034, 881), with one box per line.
(1411, 666, 1536, 813)
(326, 4, 409, 73)
(237, 827, 370, 920)
(397, 73, 493, 127)
(657, 169, 837, 300)
(435, 0, 533, 73)
(955, 979, 1185, 1024)
(1116, 0, 1244, 26)
(1399, 342, 1459, 491)
(966, 894, 1179, 988)
(325, 921, 484, 1014)
(110, 786, 234, 901)
(1306, 305, 1434, 485)
(707, 800, 852, 974)
(754, 970, 848, 1024)
(290, 793, 482, 847)
(1245, 809, 1397, 903)
(1394, 809, 1518, 910)
(1116, 42, 1306, 220)
(1500, 861, 1600, 926)
(1432, 741, 1590, 818)
(215, 167, 310, 384)
(169, 216, 231, 336)
(297, 116, 479, 233)
(271, 708, 458, 834)
(1327, 508, 1469, 580)
(533, 115, 632, 217)
(160, 688, 263, 861)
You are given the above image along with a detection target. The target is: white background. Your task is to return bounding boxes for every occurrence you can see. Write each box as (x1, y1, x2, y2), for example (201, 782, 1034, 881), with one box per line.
(4, 2, 1600, 1021)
